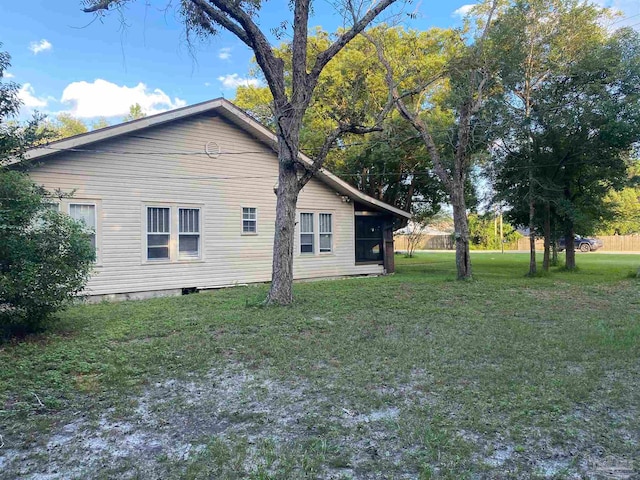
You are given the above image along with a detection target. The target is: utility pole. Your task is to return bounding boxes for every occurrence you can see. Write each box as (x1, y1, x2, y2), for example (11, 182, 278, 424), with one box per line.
(500, 207, 504, 254)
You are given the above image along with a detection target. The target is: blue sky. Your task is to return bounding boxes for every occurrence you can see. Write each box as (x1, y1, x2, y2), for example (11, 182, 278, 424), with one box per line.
(3, 0, 639, 122)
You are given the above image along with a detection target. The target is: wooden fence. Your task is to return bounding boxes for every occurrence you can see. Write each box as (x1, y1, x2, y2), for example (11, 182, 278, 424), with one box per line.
(394, 234, 455, 251)
(514, 235, 640, 252)
(396, 234, 640, 252)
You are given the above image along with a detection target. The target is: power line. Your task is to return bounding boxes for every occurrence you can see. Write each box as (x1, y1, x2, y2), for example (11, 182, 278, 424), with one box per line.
(12, 158, 618, 183)
(607, 12, 640, 27)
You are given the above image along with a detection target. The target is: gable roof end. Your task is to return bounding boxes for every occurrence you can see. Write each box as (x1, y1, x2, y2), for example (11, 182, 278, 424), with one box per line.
(19, 98, 410, 220)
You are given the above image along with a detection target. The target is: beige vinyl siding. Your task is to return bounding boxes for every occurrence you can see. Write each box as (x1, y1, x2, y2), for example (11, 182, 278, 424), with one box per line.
(27, 113, 382, 296)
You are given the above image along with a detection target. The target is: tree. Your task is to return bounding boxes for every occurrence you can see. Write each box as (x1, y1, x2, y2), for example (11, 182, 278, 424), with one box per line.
(234, 29, 454, 221)
(92, 117, 110, 130)
(50, 113, 89, 139)
(84, 0, 400, 304)
(367, 4, 499, 280)
(402, 208, 449, 258)
(528, 27, 639, 269)
(599, 161, 640, 235)
(467, 212, 520, 250)
(124, 103, 146, 121)
(0, 47, 95, 337)
(0, 172, 96, 336)
(487, 0, 610, 274)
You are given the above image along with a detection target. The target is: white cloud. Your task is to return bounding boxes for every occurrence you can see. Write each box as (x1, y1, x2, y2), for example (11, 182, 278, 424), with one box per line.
(29, 39, 52, 55)
(18, 83, 48, 108)
(60, 79, 186, 118)
(217, 74, 261, 89)
(204, 82, 211, 87)
(5, 72, 15, 79)
(218, 48, 232, 60)
(453, 4, 475, 17)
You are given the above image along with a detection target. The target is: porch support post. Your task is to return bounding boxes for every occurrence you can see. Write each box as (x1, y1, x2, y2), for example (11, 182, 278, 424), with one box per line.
(383, 225, 395, 274)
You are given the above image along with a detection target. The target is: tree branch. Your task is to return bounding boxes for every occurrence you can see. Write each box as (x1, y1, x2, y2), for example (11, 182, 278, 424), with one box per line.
(206, 0, 286, 100)
(82, 0, 118, 13)
(297, 122, 383, 188)
(188, 0, 251, 46)
(291, 0, 311, 107)
(309, 0, 398, 85)
(364, 30, 452, 191)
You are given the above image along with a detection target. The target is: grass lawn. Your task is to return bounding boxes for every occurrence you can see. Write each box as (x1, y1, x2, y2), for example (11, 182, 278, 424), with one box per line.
(1, 253, 639, 479)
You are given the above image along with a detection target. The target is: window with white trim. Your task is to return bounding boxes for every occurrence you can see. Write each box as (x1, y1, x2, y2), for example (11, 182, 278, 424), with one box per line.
(242, 207, 257, 234)
(44, 202, 60, 212)
(179, 208, 200, 259)
(300, 212, 314, 254)
(147, 206, 170, 260)
(34, 202, 59, 228)
(319, 213, 333, 253)
(69, 203, 97, 251)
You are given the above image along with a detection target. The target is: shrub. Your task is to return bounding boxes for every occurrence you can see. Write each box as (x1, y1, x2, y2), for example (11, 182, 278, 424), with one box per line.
(0, 170, 95, 337)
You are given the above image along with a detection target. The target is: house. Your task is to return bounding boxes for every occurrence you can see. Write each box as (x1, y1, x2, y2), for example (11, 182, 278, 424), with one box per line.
(16, 99, 409, 300)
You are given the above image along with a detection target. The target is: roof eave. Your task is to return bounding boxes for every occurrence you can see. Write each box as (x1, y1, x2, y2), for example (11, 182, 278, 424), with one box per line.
(18, 98, 410, 220)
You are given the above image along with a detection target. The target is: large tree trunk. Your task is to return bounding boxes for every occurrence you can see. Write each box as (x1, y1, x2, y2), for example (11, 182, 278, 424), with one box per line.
(564, 226, 576, 270)
(451, 179, 471, 279)
(543, 202, 551, 271)
(267, 113, 303, 305)
(267, 164, 300, 305)
(528, 197, 537, 276)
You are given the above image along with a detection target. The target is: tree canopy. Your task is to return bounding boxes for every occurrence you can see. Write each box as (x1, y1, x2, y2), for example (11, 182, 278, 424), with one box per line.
(235, 26, 464, 220)
(488, 0, 640, 270)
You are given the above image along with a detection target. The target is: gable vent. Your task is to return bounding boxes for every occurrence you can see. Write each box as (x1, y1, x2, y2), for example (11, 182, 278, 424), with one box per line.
(205, 141, 220, 159)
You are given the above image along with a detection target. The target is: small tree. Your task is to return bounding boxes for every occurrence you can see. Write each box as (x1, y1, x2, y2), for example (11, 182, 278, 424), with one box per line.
(0, 46, 95, 337)
(403, 210, 431, 258)
(367, 2, 500, 280)
(92, 117, 110, 130)
(0, 172, 96, 336)
(124, 103, 146, 122)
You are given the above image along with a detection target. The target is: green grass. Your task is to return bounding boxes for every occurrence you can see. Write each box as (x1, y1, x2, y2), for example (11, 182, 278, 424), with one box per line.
(1, 252, 639, 479)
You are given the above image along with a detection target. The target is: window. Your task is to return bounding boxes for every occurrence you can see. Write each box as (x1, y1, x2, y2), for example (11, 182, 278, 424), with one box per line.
(69, 203, 97, 250)
(34, 202, 59, 228)
(147, 207, 170, 260)
(179, 208, 200, 259)
(242, 207, 257, 234)
(300, 212, 314, 254)
(319, 213, 333, 253)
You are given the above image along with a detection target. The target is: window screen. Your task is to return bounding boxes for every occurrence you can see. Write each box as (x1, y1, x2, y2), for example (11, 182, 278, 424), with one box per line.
(319, 213, 333, 253)
(69, 203, 96, 251)
(147, 207, 170, 260)
(300, 212, 314, 254)
(179, 208, 200, 259)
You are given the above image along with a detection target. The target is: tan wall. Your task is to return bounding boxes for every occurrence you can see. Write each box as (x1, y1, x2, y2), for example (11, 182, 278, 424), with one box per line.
(28, 113, 383, 296)
(397, 234, 640, 252)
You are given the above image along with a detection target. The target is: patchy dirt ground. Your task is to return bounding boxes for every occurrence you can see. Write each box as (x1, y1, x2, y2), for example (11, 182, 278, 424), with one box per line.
(2, 364, 410, 479)
(2, 362, 638, 479)
(2, 257, 639, 479)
